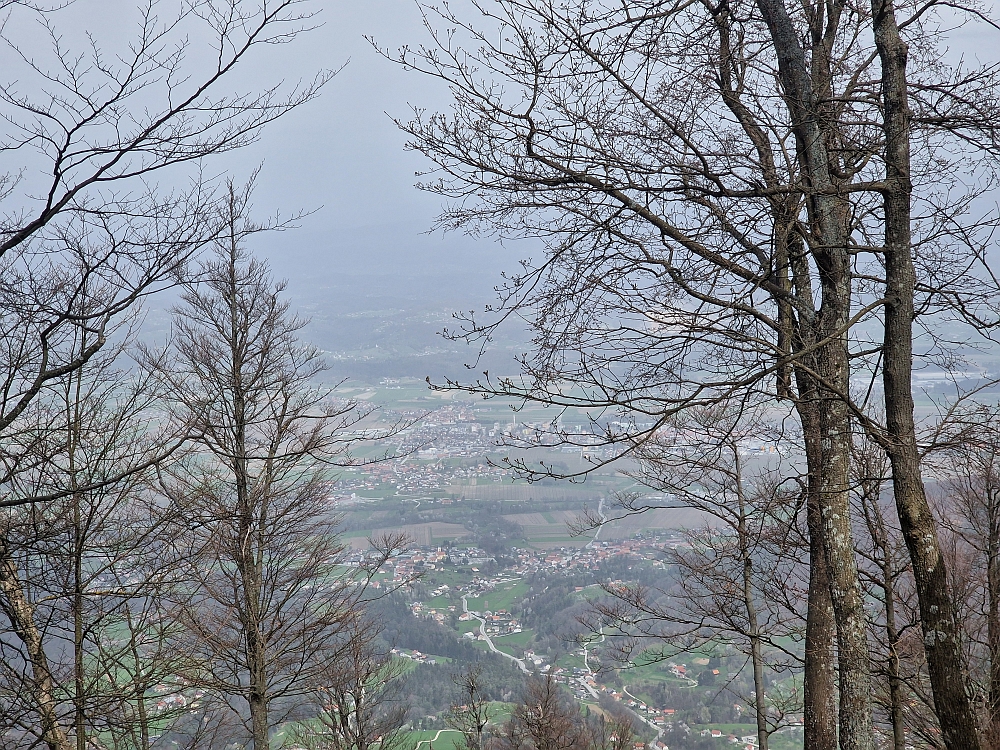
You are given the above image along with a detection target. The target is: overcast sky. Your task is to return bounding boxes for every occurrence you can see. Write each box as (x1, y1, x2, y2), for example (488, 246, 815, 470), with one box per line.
(2, 1, 522, 312)
(224, 1, 524, 306)
(5, 1, 998, 363)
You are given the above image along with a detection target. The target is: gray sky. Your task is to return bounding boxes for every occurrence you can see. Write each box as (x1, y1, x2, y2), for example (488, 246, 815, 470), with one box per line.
(228, 1, 523, 306)
(0, 0, 529, 376)
(14, 0, 522, 309)
(5, 1, 997, 377)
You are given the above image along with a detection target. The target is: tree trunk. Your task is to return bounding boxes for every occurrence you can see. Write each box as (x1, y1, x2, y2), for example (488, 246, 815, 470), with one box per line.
(744, 554, 770, 750)
(230, 235, 270, 750)
(754, 2, 875, 745)
(74, 497, 86, 750)
(792, 248, 870, 750)
(862, 476, 907, 750)
(882, 547, 906, 750)
(735, 456, 770, 750)
(243, 556, 269, 749)
(819, 350, 875, 750)
(871, 1, 983, 747)
(0, 535, 71, 750)
(989, 517, 1000, 746)
(802, 425, 838, 750)
(787, 203, 838, 750)
(249, 685, 269, 750)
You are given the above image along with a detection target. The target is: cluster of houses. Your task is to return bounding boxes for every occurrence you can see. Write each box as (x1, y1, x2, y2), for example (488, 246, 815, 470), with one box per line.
(381, 546, 506, 585)
(390, 405, 508, 461)
(602, 687, 678, 729)
(384, 547, 451, 582)
(389, 648, 439, 666)
(458, 608, 522, 636)
(153, 693, 187, 713)
(507, 538, 675, 575)
(456, 573, 513, 600)
(447, 547, 495, 567)
(149, 683, 205, 715)
(410, 600, 452, 625)
(522, 649, 547, 668)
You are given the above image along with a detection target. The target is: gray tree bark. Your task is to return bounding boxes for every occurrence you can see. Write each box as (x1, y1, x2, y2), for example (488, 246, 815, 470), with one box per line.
(0, 537, 71, 750)
(871, 0, 983, 746)
(754, 1, 875, 745)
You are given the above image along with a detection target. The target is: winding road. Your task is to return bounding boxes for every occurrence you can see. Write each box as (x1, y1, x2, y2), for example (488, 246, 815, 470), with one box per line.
(582, 625, 605, 674)
(621, 686, 665, 742)
(461, 593, 529, 673)
(413, 728, 460, 749)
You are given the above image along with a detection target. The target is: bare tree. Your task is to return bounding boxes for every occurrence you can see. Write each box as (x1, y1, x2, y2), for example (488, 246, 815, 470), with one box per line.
(159, 201, 406, 749)
(448, 665, 496, 750)
(851, 430, 921, 750)
(494, 675, 590, 750)
(294, 618, 409, 750)
(583, 406, 804, 750)
(930, 402, 1000, 746)
(0, 324, 191, 750)
(491, 675, 634, 750)
(388, 1, 1000, 745)
(588, 715, 636, 750)
(0, 0, 331, 510)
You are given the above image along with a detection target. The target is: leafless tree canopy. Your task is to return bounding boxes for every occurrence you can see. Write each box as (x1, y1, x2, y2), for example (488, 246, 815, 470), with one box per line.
(0, 3, 415, 748)
(389, 0, 1000, 748)
(155, 198, 408, 749)
(0, 0, 331, 503)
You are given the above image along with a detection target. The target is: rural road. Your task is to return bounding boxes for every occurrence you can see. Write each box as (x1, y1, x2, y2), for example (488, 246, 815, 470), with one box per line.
(461, 593, 529, 674)
(586, 498, 608, 548)
(583, 626, 605, 674)
(576, 675, 600, 699)
(413, 728, 460, 749)
(621, 686, 665, 741)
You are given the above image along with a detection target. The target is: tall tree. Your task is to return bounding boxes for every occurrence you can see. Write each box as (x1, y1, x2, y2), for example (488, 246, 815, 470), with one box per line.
(390, 2, 1000, 745)
(585, 406, 805, 750)
(867, 0, 982, 743)
(160, 192, 405, 748)
(851, 430, 914, 750)
(932, 402, 1000, 746)
(0, 326, 188, 750)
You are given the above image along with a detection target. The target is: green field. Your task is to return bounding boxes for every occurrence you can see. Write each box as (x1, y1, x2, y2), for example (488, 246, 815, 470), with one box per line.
(403, 729, 464, 750)
(555, 651, 587, 670)
(494, 630, 533, 647)
(466, 581, 527, 613)
(493, 630, 534, 657)
(423, 595, 454, 609)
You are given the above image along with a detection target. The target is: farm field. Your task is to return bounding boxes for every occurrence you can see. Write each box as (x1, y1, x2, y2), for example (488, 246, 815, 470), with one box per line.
(403, 729, 464, 750)
(600, 507, 718, 538)
(344, 486, 725, 547)
(466, 581, 528, 613)
(493, 630, 534, 658)
(345, 522, 472, 550)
